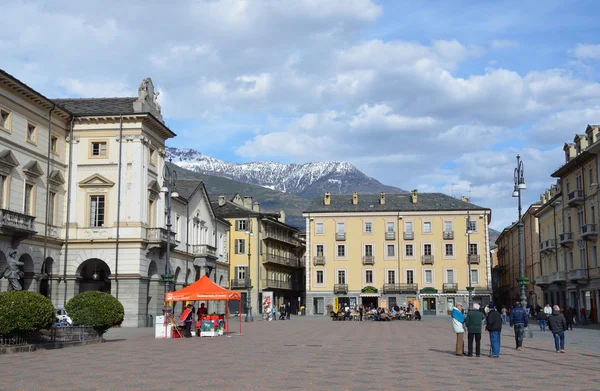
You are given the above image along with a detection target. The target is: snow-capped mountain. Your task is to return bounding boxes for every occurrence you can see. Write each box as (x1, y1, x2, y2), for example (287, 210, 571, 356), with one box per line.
(167, 147, 406, 199)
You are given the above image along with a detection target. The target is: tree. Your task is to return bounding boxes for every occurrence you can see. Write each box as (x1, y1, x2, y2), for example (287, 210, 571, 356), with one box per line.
(66, 291, 124, 336)
(0, 291, 55, 335)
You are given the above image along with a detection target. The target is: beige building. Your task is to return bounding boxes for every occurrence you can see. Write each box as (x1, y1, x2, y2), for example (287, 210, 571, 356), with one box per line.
(302, 191, 492, 316)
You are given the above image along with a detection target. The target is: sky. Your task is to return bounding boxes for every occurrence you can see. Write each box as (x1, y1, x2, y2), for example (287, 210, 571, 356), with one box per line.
(4, 0, 600, 231)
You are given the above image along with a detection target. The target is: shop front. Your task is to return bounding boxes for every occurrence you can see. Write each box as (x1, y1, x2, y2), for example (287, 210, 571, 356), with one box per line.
(360, 286, 380, 309)
(420, 288, 438, 315)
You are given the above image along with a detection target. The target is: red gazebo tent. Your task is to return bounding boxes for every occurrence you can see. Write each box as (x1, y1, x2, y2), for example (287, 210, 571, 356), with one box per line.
(165, 275, 242, 336)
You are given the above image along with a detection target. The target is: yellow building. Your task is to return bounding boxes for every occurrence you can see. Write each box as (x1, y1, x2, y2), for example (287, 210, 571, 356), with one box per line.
(302, 190, 492, 316)
(212, 194, 305, 317)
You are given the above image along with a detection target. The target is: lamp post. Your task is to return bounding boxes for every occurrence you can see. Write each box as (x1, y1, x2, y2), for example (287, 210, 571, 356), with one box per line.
(245, 226, 254, 322)
(161, 160, 178, 296)
(466, 213, 474, 310)
(513, 154, 532, 337)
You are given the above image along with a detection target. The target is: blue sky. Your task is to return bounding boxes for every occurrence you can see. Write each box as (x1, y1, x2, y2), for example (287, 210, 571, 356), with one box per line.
(3, 0, 600, 230)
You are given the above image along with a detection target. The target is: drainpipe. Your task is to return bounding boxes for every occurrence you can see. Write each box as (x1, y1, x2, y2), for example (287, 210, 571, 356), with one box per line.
(42, 105, 55, 293)
(114, 114, 124, 300)
(63, 117, 75, 305)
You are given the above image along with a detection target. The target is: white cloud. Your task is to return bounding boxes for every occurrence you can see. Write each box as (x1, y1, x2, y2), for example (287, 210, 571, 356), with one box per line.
(572, 44, 600, 60)
(491, 39, 519, 49)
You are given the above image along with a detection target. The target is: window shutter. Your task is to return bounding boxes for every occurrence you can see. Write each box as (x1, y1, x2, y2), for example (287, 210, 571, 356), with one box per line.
(234, 240, 239, 254)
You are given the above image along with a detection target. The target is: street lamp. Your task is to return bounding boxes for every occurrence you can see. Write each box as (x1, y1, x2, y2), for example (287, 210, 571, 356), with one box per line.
(466, 213, 474, 310)
(513, 154, 532, 337)
(161, 160, 179, 296)
(244, 227, 254, 322)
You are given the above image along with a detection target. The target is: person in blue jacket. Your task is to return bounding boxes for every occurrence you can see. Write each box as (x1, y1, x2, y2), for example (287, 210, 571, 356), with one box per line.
(509, 302, 528, 351)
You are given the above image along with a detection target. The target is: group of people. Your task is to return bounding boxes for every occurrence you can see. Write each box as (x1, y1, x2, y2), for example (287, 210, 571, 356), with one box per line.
(358, 303, 421, 321)
(452, 301, 570, 357)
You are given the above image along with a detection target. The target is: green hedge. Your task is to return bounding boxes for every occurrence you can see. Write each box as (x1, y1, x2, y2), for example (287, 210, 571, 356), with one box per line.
(0, 291, 55, 335)
(66, 291, 124, 336)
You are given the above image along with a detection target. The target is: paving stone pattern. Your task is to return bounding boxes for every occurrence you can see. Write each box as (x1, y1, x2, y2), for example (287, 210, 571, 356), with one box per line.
(1, 317, 600, 391)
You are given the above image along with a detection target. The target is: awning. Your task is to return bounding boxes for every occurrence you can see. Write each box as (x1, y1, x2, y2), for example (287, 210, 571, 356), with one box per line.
(360, 293, 381, 297)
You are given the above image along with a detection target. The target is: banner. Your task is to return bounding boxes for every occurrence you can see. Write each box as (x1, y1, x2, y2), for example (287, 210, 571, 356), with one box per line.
(262, 292, 274, 320)
(334, 296, 339, 312)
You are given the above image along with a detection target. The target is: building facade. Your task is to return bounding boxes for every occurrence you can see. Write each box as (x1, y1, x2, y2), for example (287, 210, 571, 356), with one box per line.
(212, 195, 305, 317)
(0, 70, 230, 326)
(303, 191, 492, 316)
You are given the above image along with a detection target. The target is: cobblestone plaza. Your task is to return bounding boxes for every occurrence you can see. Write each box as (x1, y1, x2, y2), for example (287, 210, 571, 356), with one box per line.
(1, 317, 599, 391)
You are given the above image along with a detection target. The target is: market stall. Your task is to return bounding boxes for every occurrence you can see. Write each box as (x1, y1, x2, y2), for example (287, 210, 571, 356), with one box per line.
(164, 275, 242, 337)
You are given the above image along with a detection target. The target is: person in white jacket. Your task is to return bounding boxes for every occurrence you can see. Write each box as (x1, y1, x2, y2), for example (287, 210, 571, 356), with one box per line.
(544, 304, 552, 316)
(451, 304, 466, 356)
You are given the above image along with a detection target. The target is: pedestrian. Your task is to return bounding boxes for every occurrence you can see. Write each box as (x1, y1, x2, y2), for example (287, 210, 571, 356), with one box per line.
(544, 303, 552, 316)
(359, 305, 364, 321)
(501, 307, 507, 324)
(286, 301, 291, 320)
(465, 303, 485, 357)
(451, 303, 466, 356)
(486, 303, 502, 358)
(580, 306, 586, 326)
(564, 306, 574, 330)
(182, 304, 194, 338)
(548, 305, 568, 353)
(509, 301, 528, 351)
(537, 309, 548, 331)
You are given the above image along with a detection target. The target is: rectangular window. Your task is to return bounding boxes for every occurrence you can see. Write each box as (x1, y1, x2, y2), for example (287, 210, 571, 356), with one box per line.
(468, 220, 477, 232)
(593, 245, 598, 268)
(150, 147, 157, 165)
(0, 174, 5, 208)
(91, 141, 107, 156)
(387, 222, 395, 232)
(423, 244, 432, 256)
(315, 222, 324, 234)
(27, 123, 36, 143)
(148, 199, 155, 226)
(235, 239, 246, 254)
(0, 108, 10, 130)
(316, 270, 324, 284)
(364, 244, 373, 256)
(405, 221, 413, 233)
(471, 270, 479, 285)
(336, 222, 345, 233)
(387, 244, 395, 257)
(51, 136, 59, 154)
(405, 244, 414, 257)
(423, 221, 432, 233)
(406, 270, 414, 284)
(337, 270, 346, 284)
(316, 244, 324, 256)
(589, 168, 594, 187)
(24, 183, 34, 215)
(387, 270, 396, 284)
(337, 244, 345, 257)
(425, 270, 432, 284)
(446, 270, 454, 284)
(236, 220, 247, 231)
(444, 221, 452, 232)
(365, 270, 373, 284)
(89, 195, 105, 227)
(364, 222, 372, 233)
(48, 191, 56, 225)
(445, 243, 453, 256)
(236, 266, 247, 280)
(469, 243, 478, 255)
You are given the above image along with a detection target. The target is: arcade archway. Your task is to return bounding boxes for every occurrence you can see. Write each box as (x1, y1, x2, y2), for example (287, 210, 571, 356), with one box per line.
(77, 259, 111, 293)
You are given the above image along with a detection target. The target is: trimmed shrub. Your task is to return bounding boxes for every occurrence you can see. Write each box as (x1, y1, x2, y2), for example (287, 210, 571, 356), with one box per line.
(0, 291, 55, 335)
(66, 291, 124, 336)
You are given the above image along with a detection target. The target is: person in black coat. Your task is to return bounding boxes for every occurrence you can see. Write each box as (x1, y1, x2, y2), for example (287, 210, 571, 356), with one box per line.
(548, 305, 568, 353)
(564, 306, 575, 330)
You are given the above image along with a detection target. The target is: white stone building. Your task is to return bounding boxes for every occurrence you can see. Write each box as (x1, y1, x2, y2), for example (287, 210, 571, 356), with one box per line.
(0, 70, 229, 327)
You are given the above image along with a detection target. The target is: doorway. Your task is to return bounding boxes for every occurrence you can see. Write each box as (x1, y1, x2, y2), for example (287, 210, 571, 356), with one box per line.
(590, 291, 598, 324)
(361, 297, 378, 309)
(423, 298, 436, 315)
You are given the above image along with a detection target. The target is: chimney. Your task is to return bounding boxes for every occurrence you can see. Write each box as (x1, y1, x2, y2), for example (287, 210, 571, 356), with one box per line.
(243, 196, 253, 209)
(411, 189, 418, 204)
(324, 192, 331, 206)
(252, 202, 260, 212)
(460, 196, 470, 203)
(278, 210, 286, 223)
(218, 195, 226, 206)
(380, 192, 386, 205)
(352, 192, 358, 205)
(540, 193, 547, 204)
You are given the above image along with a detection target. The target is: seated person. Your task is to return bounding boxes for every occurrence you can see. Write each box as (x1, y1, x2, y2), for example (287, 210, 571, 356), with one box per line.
(414, 309, 422, 321)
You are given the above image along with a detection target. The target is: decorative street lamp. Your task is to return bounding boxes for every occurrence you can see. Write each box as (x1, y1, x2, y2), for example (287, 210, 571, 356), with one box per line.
(161, 160, 179, 295)
(466, 213, 474, 310)
(245, 223, 254, 322)
(513, 154, 532, 337)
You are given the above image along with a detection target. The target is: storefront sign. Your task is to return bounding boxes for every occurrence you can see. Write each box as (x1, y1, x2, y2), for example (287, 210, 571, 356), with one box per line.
(420, 287, 438, 294)
(361, 286, 378, 294)
(334, 296, 339, 312)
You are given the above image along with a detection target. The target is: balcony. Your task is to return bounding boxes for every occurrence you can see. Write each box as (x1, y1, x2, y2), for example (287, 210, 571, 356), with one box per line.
(534, 275, 552, 286)
(0, 208, 37, 238)
(559, 232, 574, 247)
(540, 239, 557, 253)
(468, 254, 480, 264)
(230, 279, 251, 288)
(333, 284, 348, 294)
(581, 224, 598, 240)
(313, 255, 326, 266)
(421, 255, 434, 265)
(385, 231, 396, 240)
(263, 253, 300, 268)
(190, 244, 217, 259)
(383, 283, 418, 293)
(403, 232, 414, 240)
(569, 269, 589, 282)
(263, 230, 300, 246)
(443, 283, 458, 293)
(146, 228, 178, 249)
(551, 271, 567, 283)
(443, 231, 454, 240)
(336, 232, 346, 241)
(362, 256, 375, 265)
(567, 189, 584, 205)
(262, 279, 293, 290)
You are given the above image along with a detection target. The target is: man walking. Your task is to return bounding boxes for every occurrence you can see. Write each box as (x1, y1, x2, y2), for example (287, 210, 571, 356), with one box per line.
(286, 301, 291, 320)
(580, 306, 586, 326)
(510, 301, 528, 351)
(537, 309, 548, 331)
(544, 303, 552, 316)
(548, 305, 568, 353)
(451, 303, 466, 356)
(465, 303, 485, 357)
(486, 303, 502, 358)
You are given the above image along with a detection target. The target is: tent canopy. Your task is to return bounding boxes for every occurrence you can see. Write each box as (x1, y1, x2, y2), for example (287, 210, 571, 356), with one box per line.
(165, 275, 241, 302)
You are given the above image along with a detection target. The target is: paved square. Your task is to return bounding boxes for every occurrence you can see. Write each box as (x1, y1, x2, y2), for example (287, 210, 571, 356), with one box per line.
(1, 317, 599, 391)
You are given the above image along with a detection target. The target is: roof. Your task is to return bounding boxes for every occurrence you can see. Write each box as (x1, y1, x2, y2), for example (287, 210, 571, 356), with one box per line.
(303, 193, 489, 213)
(551, 149, 595, 177)
(211, 199, 277, 219)
(52, 97, 137, 115)
(165, 275, 241, 301)
(173, 179, 202, 201)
